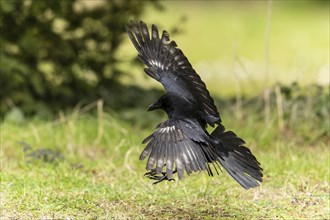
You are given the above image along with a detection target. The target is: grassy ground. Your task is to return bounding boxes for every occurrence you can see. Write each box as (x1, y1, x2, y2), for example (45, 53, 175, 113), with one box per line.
(1, 97, 329, 219)
(1, 1, 329, 219)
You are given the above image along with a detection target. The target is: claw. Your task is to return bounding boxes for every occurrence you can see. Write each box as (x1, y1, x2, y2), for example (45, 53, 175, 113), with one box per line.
(152, 175, 175, 184)
(144, 170, 154, 176)
(144, 169, 166, 177)
(143, 168, 177, 184)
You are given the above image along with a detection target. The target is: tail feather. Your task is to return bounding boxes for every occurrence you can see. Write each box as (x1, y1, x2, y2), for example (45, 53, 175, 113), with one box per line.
(211, 125, 263, 189)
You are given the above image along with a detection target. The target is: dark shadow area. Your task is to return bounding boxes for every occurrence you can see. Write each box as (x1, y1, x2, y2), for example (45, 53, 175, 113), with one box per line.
(0, 0, 164, 118)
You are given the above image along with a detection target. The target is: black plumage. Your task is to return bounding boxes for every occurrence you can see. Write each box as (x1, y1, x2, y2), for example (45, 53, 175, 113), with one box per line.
(126, 21, 263, 189)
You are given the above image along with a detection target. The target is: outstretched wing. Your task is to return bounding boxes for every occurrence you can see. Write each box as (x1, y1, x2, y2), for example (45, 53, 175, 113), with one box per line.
(211, 124, 263, 189)
(141, 119, 220, 180)
(126, 20, 221, 126)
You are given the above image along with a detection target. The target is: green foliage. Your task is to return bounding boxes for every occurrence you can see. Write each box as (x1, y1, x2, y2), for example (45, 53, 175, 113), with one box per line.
(0, 0, 159, 116)
(278, 83, 329, 137)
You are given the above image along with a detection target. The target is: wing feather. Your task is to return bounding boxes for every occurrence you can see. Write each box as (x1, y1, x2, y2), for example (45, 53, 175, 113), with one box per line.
(156, 135, 165, 174)
(146, 137, 159, 170)
(126, 20, 221, 126)
(183, 141, 199, 172)
(141, 119, 219, 179)
(174, 142, 184, 179)
(180, 140, 193, 175)
(140, 141, 152, 160)
(141, 119, 262, 189)
(166, 139, 174, 179)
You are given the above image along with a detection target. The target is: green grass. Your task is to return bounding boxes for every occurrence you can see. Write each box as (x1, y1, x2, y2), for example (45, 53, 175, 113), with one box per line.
(1, 103, 329, 219)
(1, 2, 329, 219)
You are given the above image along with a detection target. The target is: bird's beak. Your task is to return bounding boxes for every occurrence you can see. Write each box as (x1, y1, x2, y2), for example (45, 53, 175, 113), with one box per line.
(147, 102, 160, 111)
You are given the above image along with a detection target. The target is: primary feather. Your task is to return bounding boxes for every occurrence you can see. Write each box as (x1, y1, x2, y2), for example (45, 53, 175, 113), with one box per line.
(126, 20, 220, 126)
(141, 119, 215, 180)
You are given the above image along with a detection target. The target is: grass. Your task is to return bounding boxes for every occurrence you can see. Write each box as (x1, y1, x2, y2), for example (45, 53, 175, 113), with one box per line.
(1, 1, 329, 219)
(1, 96, 329, 219)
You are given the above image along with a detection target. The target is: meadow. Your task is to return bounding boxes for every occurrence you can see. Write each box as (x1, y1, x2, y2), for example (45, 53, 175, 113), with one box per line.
(1, 1, 329, 219)
(1, 86, 329, 219)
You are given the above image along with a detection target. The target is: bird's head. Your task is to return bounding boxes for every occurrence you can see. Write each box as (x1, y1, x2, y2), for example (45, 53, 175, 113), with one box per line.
(147, 92, 192, 118)
(147, 101, 161, 111)
(147, 93, 177, 115)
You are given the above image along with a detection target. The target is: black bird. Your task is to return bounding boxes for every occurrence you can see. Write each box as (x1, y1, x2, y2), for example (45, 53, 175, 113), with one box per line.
(126, 21, 263, 189)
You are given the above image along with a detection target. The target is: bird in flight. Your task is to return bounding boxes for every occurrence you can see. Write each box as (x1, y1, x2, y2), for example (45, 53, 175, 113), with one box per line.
(126, 21, 263, 189)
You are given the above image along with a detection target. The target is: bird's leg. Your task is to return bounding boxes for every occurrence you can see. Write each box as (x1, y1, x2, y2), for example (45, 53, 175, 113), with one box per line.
(143, 166, 177, 184)
(152, 169, 177, 184)
(143, 169, 161, 177)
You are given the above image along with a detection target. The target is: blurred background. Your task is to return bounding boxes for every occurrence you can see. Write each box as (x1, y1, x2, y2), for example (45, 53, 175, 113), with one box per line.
(1, 1, 329, 219)
(1, 0, 328, 123)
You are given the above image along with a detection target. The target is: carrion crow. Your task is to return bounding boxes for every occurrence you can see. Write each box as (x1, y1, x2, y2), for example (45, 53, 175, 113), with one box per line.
(126, 21, 263, 189)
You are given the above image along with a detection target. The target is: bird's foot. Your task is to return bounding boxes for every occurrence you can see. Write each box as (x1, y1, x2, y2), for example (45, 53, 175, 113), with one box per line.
(144, 169, 175, 184)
